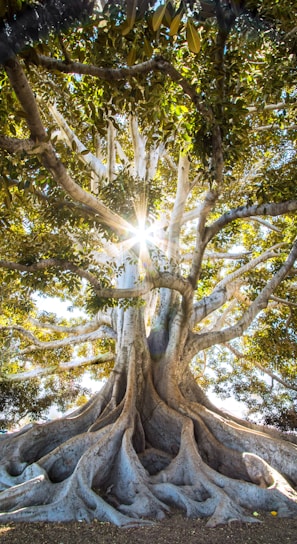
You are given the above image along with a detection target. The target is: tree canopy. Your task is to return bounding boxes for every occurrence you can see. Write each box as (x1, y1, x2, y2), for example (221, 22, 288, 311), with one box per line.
(0, 0, 296, 528)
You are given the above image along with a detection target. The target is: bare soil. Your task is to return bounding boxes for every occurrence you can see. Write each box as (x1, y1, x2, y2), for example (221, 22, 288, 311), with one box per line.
(1, 513, 297, 544)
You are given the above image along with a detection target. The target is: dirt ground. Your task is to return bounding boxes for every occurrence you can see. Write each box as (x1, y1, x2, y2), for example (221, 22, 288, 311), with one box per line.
(1, 513, 297, 544)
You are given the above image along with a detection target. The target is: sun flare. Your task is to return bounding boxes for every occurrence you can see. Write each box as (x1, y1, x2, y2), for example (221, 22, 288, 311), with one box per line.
(131, 221, 150, 247)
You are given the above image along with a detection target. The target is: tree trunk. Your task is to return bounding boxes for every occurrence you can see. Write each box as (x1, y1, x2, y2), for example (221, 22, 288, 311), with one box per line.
(0, 303, 297, 527)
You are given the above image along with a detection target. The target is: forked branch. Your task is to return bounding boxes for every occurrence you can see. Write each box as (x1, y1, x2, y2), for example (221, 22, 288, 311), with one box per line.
(186, 239, 297, 357)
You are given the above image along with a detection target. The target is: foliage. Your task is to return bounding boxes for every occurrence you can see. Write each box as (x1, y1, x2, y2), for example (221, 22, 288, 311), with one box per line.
(0, 0, 296, 429)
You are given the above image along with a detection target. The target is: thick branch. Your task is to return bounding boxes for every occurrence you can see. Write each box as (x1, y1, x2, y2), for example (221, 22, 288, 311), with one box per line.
(35, 54, 158, 81)
(191, 240, 281, 326)
(0, 255, 194, 301)
(35, 54, 213, 123)
(269, 295, 297, 309)
(5, 58, 47, 141)
(186, 239, 297, 358)
(0, 135, 37, 154)
(48, 103, 107, 179)
(0, 258, 104, 290)
(205, 200, 297, 243)
(254, 124, 297, 132)
(1, 353, 114, 382)
(192, 285, 232, 326)
(247, 102, 288, 113)
(129, 116, 147, 179)
(4, 56, 132, 237)
(189, 190, 219, 287)
(0, 324, 115, 353)
(167, 153, 190, 265)
(0, 257, 150, 298)
(246, 216, 281, 233)
(29, 315, 112, 334)
(208, 243, 285, 292)
(204, 250, 251, 260)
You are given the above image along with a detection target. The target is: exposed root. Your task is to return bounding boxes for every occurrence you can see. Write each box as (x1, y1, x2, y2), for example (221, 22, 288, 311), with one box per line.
(0, 368, 296, 527)
(191, 402, 297, 485)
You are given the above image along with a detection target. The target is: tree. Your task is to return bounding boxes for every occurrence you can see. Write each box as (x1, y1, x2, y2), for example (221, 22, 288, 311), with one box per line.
(0, 0, 297, 527)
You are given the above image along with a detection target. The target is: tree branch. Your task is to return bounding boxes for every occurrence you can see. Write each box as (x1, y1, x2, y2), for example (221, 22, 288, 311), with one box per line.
(205, 200, 297, 243)
(4, 56, 133, 237)
(48, 103, 107, 179)
(226, 343, 297, 392)
(245, 216, 281, 233)
(4, 57, 47, 141)
(254, 124, 297, 132)
(29, 314, 112, 334)
(1, 353, 114, 382)
(35, 53, 159, 81)
(167, 153, 190, 266)
(0, 135, 37, 154)
(247, 102, 288, 113)
(0, 258, 104, 290)
(189, 190, 219, 287)
(192, 244, 283, 325)
(34, 54, 214, 124)
(269, 295, 297, 309)
(186, 239, 297, 358)
(0, 256, 193, 301)
(203, 250, 252, 260)
(0, 324, 115, 354)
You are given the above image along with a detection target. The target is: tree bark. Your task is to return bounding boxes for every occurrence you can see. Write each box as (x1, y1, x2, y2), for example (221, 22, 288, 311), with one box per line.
(0, 303, 296, 527)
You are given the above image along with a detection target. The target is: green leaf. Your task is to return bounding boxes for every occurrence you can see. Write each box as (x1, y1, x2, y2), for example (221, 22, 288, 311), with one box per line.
(127, 46, 137, 66)
(186, 21, 201, 54)
(144, 37, 153, 58)
(152, 4, 167, 32)
(121, 20, 134, 37)
(169, 12, 183, 36)
(126, 0, 137, 28)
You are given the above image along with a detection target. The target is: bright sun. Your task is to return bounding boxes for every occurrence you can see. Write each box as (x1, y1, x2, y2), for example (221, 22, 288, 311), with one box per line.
(133, 223, 149, 246)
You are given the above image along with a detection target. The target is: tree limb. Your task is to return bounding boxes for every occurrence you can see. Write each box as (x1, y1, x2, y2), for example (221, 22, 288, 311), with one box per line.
(226, 343, 297, 392)
(4, 56, 133, 237)
(0, 324, 115, 353)
(269, 295, 297, 309)
(167, 153, 190, 266)
(34, 54, 159, 81)
(0, 258, 104, 290)
(205, 200, 297, 243)
(29, 314, 112, 334)
(192, 244, 282, 325)
(245, 216, 281, 233)
(189, 190, 219, 287)
(1, 352, 114, 382)
(247, 102, 288, 113)
(48, 103, 107, 179)
(186, 239, 297, 358)
(0, 135, 37, 154)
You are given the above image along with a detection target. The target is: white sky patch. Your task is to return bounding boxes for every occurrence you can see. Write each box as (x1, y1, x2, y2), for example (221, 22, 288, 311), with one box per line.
(33, 295, 86, 318)
(208, 392, 247, 419)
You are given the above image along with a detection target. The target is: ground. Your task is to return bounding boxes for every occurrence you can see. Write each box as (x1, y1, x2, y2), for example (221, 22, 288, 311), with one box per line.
(1, 513, 297, 544)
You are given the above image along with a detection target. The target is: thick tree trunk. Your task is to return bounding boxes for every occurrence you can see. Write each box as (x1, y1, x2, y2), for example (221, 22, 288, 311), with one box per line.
(0, 309, 297, 527)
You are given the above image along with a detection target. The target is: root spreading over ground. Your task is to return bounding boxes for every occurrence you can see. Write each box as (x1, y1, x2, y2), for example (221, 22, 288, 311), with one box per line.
(0, 345, 296, 528)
